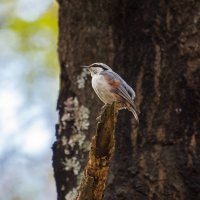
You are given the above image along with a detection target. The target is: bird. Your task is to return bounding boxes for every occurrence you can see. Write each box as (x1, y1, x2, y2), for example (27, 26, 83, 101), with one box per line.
(82, 63, 139, 122)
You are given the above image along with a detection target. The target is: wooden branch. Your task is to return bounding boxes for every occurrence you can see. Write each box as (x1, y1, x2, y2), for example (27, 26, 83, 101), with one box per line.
(75, 103, 117, 200)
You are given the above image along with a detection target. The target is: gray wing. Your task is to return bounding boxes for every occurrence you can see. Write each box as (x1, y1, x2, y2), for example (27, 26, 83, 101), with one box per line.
(101, 70, 136, 108)
(111, 71, 135, 99)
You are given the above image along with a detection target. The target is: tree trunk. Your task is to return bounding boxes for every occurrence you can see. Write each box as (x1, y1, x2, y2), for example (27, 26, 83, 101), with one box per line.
(52, 0, 200, 200)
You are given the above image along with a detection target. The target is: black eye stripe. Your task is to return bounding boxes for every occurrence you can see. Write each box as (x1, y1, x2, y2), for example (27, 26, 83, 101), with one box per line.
(90, 63, 111, 71)
(93, 65, 101, 67)
(93, 65, 106, 69)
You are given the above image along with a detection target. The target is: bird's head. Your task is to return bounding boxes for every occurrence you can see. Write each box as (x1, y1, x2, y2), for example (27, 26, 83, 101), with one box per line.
(82, 63, 112, 76)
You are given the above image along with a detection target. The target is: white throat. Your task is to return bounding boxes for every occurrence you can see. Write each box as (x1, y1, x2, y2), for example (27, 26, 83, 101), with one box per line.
(89, 67, 104, 77)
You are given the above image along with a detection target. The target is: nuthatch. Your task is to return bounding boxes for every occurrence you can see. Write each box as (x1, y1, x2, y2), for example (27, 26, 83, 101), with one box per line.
(83, 63, 139, 122)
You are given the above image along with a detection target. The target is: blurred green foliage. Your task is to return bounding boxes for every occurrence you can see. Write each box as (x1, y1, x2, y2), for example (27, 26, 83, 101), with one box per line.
(0, 1, 59, 200)
(9, 2, 58, 72)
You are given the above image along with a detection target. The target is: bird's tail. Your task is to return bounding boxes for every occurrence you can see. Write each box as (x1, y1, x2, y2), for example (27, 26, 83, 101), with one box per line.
(128, 105, 139, 123)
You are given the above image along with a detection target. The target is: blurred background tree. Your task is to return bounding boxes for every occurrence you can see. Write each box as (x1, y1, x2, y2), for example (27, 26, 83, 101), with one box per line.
(0, 0, 58, 199)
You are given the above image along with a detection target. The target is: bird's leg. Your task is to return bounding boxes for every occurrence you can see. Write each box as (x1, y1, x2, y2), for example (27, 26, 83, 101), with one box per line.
(96, 104, 109, 121)
(101, 104, 108, 111)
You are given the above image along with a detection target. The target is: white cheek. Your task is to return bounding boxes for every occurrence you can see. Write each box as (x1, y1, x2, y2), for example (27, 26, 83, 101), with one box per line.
(90, 71, 95, 76)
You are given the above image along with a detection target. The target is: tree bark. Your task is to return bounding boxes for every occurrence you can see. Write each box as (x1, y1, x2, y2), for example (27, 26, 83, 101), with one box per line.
(75, 103, 116, 200)
(52, 0, 200, 200)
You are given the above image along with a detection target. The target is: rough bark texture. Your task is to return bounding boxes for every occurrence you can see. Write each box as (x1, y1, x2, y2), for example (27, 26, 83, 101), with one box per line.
(52, 0, 200, 200)
(75, 103, 116, 200)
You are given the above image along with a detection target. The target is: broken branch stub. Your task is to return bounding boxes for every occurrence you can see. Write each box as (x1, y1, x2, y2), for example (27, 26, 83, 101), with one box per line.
(75, 103, 117, 200)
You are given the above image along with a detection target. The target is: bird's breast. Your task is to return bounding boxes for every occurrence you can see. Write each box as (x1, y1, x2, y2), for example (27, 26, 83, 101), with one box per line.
(91, 74, 115, 104)
(92, 74, 105, 89)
